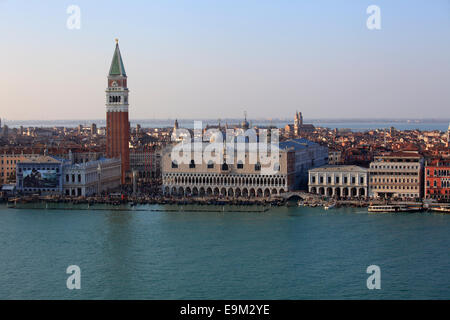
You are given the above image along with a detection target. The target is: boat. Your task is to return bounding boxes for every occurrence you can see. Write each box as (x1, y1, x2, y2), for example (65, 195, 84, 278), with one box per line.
(324, 203, 336, 210)
(431, 206, 450, 213)
(399, 206, 423, 213)
(368, 205, 401, 213)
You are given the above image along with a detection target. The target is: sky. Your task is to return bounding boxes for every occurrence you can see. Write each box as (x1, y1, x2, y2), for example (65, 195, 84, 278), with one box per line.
(1, 0, 449, 121)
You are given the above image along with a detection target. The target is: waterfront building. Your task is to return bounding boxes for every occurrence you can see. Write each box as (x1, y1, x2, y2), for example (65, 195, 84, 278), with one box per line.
(369, 150, 423, 199)
(16, 156, 67, 195)
(106, 39, 130, 184)
(425, 158, 450, 202)
(280, 138, 328, 189)
(130, 148, 162, 182)
(1, 153, 40, 185)
(308, 165, 368, 198)
(62, 158, 121, 197)
(161, 138, 327, 198)
(1, 184, 16, 197)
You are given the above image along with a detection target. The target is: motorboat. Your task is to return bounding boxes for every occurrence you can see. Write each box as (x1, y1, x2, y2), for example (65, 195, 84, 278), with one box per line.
(431, 206, 450, 213)
(324, 203, 336, 210)
(368, 205, 400, 213)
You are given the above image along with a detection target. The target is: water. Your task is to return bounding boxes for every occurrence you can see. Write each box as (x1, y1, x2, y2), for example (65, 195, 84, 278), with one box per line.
(0, 204, 449, 299)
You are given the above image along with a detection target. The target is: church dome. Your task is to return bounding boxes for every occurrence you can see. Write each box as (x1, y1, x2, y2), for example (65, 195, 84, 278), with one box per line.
(241, 119, 249, 130)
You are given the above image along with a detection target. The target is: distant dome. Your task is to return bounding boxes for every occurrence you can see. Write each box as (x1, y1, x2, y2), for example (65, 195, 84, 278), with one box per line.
(241, 119, 249, 130)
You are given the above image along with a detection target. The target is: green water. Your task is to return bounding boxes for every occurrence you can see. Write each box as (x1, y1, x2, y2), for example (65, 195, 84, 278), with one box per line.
(0, 204, 449, 299)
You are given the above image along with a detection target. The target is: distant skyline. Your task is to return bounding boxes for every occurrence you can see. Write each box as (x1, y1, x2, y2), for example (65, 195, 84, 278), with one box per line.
(2, 118, 450, 133)
(1, 0, 450, 120)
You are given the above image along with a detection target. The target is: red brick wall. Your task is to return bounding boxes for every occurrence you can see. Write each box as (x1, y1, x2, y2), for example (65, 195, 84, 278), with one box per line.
(107, 111, 130, 183)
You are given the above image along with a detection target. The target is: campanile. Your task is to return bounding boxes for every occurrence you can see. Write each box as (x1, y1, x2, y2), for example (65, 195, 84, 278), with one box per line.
(106, 39, 130, 183)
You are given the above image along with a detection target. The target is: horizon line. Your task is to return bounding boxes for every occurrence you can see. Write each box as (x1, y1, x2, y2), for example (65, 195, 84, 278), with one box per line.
(2, 117, 450, 122)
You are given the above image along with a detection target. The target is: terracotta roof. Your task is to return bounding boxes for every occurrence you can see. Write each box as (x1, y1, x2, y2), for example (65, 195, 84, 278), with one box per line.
(402, 143, 419, 151)
(377, 151, 421, 158)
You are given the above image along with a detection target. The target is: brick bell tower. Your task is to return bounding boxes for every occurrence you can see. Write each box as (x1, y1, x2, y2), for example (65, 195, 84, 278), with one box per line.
(106, 39, 130, 184)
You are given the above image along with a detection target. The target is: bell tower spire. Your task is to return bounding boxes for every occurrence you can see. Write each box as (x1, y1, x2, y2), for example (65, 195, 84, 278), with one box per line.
(106, 39, 130, 184)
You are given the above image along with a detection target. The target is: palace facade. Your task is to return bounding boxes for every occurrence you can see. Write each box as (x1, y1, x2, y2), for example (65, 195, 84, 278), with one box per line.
(161, 138, 328, 198)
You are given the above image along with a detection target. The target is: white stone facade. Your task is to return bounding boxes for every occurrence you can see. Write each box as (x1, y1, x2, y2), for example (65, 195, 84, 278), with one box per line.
(162, 146, 289, 198)
(63, 158, 121, 197)
(162, 138, 328, 198)
(308, 165, 368, 198)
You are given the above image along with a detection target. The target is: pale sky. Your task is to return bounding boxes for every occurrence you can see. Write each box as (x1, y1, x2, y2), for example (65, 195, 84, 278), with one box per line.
(1, 0, 449, 120)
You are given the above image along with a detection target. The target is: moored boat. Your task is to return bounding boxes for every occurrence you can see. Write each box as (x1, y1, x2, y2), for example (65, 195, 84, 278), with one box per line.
(399, 206, 423, 213)
(431, 206, 450, 213)
(368, 205, 400, 213)
(324, 203, 336, 210)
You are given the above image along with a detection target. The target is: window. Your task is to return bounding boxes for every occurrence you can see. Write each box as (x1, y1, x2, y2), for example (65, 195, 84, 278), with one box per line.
(189, 160, 195, 169)
(207, 161, 214, 169)
(237, 161, 244, 169)
(222, 162, 229, 171)
(254, 163, 261, 171)
(171, 161, 178, 168)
